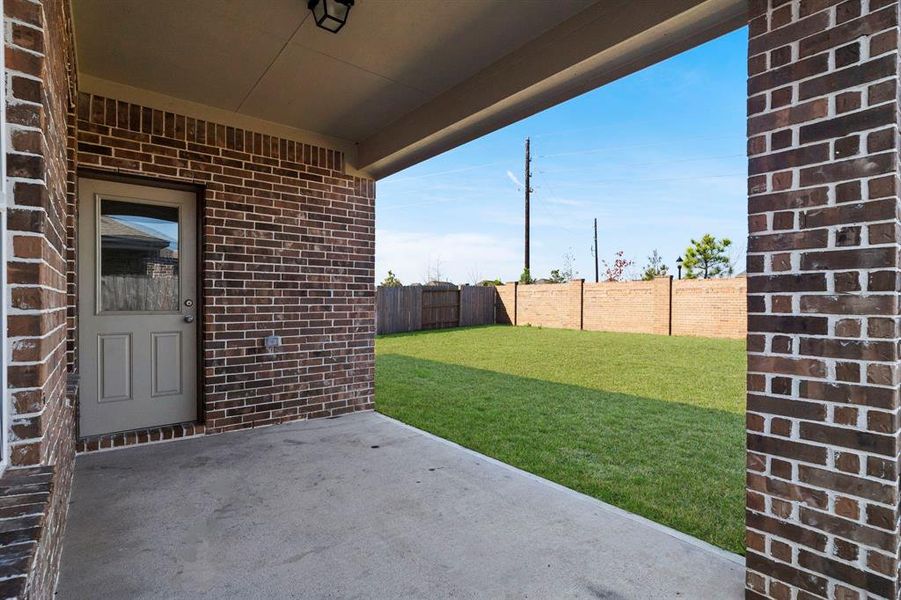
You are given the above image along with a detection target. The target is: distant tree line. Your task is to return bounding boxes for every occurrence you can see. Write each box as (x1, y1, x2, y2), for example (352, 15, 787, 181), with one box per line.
(521, 234, 735, 284)
(379, 234, 735, 287)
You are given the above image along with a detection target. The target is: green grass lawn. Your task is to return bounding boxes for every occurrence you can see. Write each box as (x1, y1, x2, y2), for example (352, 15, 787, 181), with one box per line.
(375, 325, 746, 554)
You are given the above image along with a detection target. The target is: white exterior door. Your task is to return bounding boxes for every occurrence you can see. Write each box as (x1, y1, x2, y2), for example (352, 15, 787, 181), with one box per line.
(78, 178, 197, 437)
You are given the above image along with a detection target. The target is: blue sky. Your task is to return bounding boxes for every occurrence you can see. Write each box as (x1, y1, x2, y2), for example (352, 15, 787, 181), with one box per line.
(376, 27, 748, 285)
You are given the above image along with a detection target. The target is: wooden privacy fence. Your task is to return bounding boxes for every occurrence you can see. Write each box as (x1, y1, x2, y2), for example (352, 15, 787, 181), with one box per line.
(421, 287, 459, 330)
(377, 286, 421, 334)
(376, 285, 497, 334)
(101, 275, 178, 311)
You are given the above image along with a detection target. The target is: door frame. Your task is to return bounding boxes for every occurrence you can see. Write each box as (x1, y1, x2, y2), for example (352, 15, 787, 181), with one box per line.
(75, 169, 206, 439)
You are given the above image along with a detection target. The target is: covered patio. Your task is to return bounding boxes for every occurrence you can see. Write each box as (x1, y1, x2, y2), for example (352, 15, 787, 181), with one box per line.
(57, 413, 743, 599)
(1, 0, 899, 597)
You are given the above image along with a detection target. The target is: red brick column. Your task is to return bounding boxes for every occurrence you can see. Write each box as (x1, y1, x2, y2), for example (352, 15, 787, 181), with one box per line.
(746, 1, 900, 598)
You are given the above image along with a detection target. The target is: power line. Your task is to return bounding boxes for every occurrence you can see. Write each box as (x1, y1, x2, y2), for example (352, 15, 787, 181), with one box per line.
(383, 155, 744, 201)
(379, 168, 745, 212)
(537, 134, 739, 158)
(382, 162, 745, 197)
(542, 172, 746, 189)
(384, 159, 513, 183)
(378, 197, 460, 211)
(382, 133, 741, 184)
(531, 126, 736, 142)
(536, 153, 746, 175)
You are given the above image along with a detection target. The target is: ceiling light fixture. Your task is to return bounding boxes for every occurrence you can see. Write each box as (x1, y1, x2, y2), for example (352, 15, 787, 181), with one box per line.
(308, 0, 354, 33)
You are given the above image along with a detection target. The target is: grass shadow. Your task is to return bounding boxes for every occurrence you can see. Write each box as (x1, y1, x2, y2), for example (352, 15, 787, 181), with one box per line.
(376, 353, 745, 555)
(376, 324, 499, 340)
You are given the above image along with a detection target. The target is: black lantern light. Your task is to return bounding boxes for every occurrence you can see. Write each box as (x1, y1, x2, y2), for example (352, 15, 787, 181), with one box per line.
(676, 256, 683, 280)
(308, 0, 354, 33)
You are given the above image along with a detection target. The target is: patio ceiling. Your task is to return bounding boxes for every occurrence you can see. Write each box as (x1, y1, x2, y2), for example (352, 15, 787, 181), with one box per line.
(72, 0, 746, 178)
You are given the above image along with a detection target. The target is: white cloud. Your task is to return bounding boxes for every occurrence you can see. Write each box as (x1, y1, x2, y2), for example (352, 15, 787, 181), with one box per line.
(505, 170, 523, 189)
(377, 230, 520, 285)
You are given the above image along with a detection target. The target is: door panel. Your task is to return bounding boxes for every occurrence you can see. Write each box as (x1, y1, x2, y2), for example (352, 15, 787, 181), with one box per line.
(151, 332, 182, 397)
(78, 178, 197, 437)
(98, 334, 131, 402)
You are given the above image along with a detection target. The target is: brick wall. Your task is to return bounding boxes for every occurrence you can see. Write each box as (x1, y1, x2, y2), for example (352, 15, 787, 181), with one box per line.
(497, 277, 746, 339)
(495, 282, 516, 325)
(7, 0, 73, 468)
(745, 1, 901, 598)
(583, 277, 671, 336)
(74, 92, 376, 433)
(3, 0, 900, 598)
(515, 280, 582, 329)
(0, 0, 378, 593)
(2, 0, 77, 597)
(672, 277, 747, 338)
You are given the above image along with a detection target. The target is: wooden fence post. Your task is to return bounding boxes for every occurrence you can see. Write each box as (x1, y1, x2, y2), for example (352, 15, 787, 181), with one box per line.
(414, 285, 423, 331)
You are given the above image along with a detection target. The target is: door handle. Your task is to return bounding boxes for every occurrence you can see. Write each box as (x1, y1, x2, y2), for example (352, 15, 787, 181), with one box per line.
(184, 315, 195, 323)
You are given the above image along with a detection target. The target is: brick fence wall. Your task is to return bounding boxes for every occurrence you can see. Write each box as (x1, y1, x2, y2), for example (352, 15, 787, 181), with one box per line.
(495, 283, 516, 325)
(584, 277, 671, 336)
(515, 281, 583, 330)
(672, 277, 747, 337)
(497, 276, 747, 339)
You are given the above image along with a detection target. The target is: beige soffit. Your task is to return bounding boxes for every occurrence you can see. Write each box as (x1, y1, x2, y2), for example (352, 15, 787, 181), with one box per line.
(359, 0, 747, 178)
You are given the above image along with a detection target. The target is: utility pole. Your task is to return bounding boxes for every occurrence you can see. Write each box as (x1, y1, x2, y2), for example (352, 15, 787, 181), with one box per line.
(593, 218, 599, 283)
(524, 137, 531, 273)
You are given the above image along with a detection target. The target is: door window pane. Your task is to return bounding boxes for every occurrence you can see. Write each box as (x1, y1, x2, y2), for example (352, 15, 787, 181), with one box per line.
(100, 199, 179, 312)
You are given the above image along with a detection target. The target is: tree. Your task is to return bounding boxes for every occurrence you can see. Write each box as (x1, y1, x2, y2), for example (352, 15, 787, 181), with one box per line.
(548, 269, 567, 284)
(381, 270, 402, 287)
(479, 278, 503, 286)
(423, 258, 444, 283)
(682, 234, 733, 279)
(548, 248, 578, 283)
(519, 267, 534, 284)
(602, 251, 634, 282)
(641, 250, 669, 281)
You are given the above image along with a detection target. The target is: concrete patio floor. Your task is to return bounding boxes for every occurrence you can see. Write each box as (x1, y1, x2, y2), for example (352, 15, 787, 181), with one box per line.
(57, 411, 743, 599)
